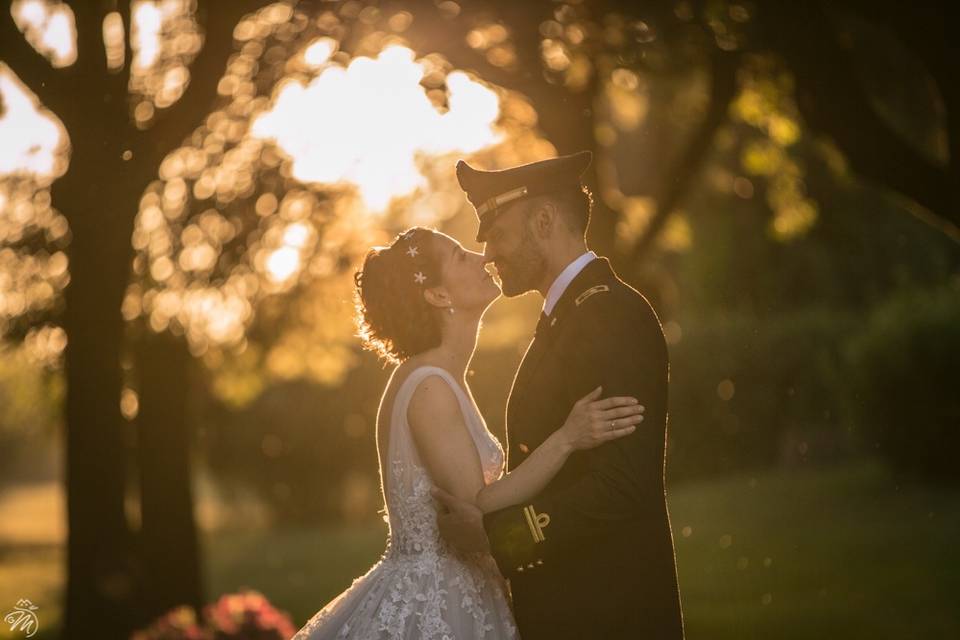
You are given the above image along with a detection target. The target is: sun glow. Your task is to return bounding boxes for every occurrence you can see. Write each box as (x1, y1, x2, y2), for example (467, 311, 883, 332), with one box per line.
(251, 45, 502, 211)
(265, 246, 300, 283)
(131, 0, 163, 70)
(0, 66, 66, 179)
(11, 0, 77, 67)
(303, 37, 337, 68)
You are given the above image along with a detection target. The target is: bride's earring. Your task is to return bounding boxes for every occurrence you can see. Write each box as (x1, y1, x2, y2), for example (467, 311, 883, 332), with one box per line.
(447, 307, 455, 315)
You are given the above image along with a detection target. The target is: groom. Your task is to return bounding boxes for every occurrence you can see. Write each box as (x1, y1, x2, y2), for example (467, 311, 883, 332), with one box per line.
(433, 151, 684, 639)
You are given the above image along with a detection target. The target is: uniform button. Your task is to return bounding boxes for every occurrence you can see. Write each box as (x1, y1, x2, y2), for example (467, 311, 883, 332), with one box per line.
(550, 317, 557, 327)
(519, 443, 529, 454)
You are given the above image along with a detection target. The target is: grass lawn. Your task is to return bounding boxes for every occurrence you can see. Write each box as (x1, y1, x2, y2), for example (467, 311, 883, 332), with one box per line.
(665, 461, 960, 639)
(2, 459, 958, 639)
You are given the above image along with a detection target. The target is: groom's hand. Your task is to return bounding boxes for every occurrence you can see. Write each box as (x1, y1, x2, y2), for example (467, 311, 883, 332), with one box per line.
(431, 487, 491, 554)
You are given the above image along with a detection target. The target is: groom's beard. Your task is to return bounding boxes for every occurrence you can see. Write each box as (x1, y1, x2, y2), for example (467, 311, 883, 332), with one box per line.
(497, 226, 546, 297)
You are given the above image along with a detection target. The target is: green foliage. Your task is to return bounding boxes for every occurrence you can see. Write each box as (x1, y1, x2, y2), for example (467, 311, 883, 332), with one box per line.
(0, 343, 62, 484)
(198, 358, 388, 524)
(844, 283, 960, 482)
(658, 108, 960, 485)
(667, 310, 856, 482)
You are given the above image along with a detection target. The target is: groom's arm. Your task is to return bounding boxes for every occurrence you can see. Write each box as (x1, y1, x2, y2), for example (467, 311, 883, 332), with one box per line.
(482, 293, 668, 577)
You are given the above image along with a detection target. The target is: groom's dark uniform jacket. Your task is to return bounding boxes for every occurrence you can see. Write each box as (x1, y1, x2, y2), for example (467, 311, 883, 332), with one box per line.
(458, 152, 684, 639)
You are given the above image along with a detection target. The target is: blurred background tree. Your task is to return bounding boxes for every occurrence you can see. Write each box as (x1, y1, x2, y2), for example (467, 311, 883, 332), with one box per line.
(2, 1, 283, 637)
(1, 1, 958, 639)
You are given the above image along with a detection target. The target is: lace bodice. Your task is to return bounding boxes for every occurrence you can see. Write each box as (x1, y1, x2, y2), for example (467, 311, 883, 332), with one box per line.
(383, 366, 505, 557)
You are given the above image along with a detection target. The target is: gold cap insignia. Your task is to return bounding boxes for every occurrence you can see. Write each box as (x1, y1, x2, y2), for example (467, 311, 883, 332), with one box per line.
(476, 185, 528, 217)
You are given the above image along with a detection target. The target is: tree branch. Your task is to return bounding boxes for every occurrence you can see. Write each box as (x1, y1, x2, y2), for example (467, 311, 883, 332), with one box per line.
(134, 0, 271, 166)
(59, 1, 119, 133)
(628, 48, 740, 266)
(758, 1, 959, 239)
(831, 0, 960, 233)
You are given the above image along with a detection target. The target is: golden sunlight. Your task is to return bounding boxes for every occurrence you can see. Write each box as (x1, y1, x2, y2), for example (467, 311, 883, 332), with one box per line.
(3, 0, 544, 380)
(131, 0, 163, 70)
(303, 37, 337, 68)
(265, 246, 301, 283)
(11, 0, 77, 68)
(102, 11, 126, 71)
(251, 44, 502, 211)
(0, 66, 65, 180)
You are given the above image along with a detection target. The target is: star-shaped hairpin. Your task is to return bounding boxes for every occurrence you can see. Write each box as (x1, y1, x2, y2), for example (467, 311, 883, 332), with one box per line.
(406, 245, 419, 257)
(413, 271, 426, 284)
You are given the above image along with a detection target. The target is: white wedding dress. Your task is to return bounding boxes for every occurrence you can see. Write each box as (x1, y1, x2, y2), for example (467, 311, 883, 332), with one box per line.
(292, 366, 520, 640)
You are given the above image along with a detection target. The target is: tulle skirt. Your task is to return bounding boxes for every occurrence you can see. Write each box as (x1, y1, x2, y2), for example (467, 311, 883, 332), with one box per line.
(292, 549, 519, 640)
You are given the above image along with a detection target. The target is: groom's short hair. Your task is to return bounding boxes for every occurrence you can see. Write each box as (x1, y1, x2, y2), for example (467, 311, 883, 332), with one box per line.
(525, 183, 594, 238)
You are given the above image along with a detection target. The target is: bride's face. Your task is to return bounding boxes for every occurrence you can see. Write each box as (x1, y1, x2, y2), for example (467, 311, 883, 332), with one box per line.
(429, 233, 501, 312)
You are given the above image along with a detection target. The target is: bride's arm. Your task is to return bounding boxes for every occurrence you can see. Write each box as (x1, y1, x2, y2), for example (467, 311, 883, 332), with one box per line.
(408, 376, 486, 505)
(409, 376, 644, 520)
(475, 387, 643, 514)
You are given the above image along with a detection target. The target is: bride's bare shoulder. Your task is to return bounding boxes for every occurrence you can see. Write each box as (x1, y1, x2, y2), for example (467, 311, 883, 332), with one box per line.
(379, 358, 432, 408)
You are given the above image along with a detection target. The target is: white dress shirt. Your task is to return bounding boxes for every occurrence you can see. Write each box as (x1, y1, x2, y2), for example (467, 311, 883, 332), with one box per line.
(542, 250, 598, 316)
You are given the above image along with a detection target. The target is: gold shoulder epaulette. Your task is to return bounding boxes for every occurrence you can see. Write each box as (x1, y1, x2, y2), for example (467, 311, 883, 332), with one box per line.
(575, 284, 610, 307)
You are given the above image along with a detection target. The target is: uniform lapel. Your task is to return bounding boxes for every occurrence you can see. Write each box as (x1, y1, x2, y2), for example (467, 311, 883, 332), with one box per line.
(509, 258, 613, 404)
(511, 328, 550, 404)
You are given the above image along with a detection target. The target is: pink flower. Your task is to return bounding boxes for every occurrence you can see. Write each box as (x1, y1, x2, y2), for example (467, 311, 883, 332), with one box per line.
(132, 590, 296, 640)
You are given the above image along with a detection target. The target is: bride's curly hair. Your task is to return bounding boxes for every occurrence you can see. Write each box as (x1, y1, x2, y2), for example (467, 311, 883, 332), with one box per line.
(354, 227, 445, 365)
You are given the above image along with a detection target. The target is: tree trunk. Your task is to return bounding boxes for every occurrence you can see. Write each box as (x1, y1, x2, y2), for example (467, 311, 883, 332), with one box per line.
(133, 331, 203, 629)
(1, 4, 269, 637)
(58, 154, 141, 640)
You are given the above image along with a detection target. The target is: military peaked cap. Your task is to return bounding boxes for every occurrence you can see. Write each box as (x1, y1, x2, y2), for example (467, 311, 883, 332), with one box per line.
(456, 150, 593, 242)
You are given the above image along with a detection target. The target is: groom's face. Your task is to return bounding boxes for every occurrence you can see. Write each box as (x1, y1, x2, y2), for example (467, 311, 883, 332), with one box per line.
(482, 203, 547, 298)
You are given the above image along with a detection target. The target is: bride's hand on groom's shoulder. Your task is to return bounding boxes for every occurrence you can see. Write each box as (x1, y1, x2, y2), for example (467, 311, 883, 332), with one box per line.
(560, 386, 645, 452)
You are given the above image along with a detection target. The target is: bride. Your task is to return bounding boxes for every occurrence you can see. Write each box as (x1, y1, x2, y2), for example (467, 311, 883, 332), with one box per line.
(292, 227, 645, 639)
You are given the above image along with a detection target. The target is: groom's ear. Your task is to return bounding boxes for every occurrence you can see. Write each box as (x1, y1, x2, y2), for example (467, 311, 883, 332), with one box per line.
(530, 199, 558, 240)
